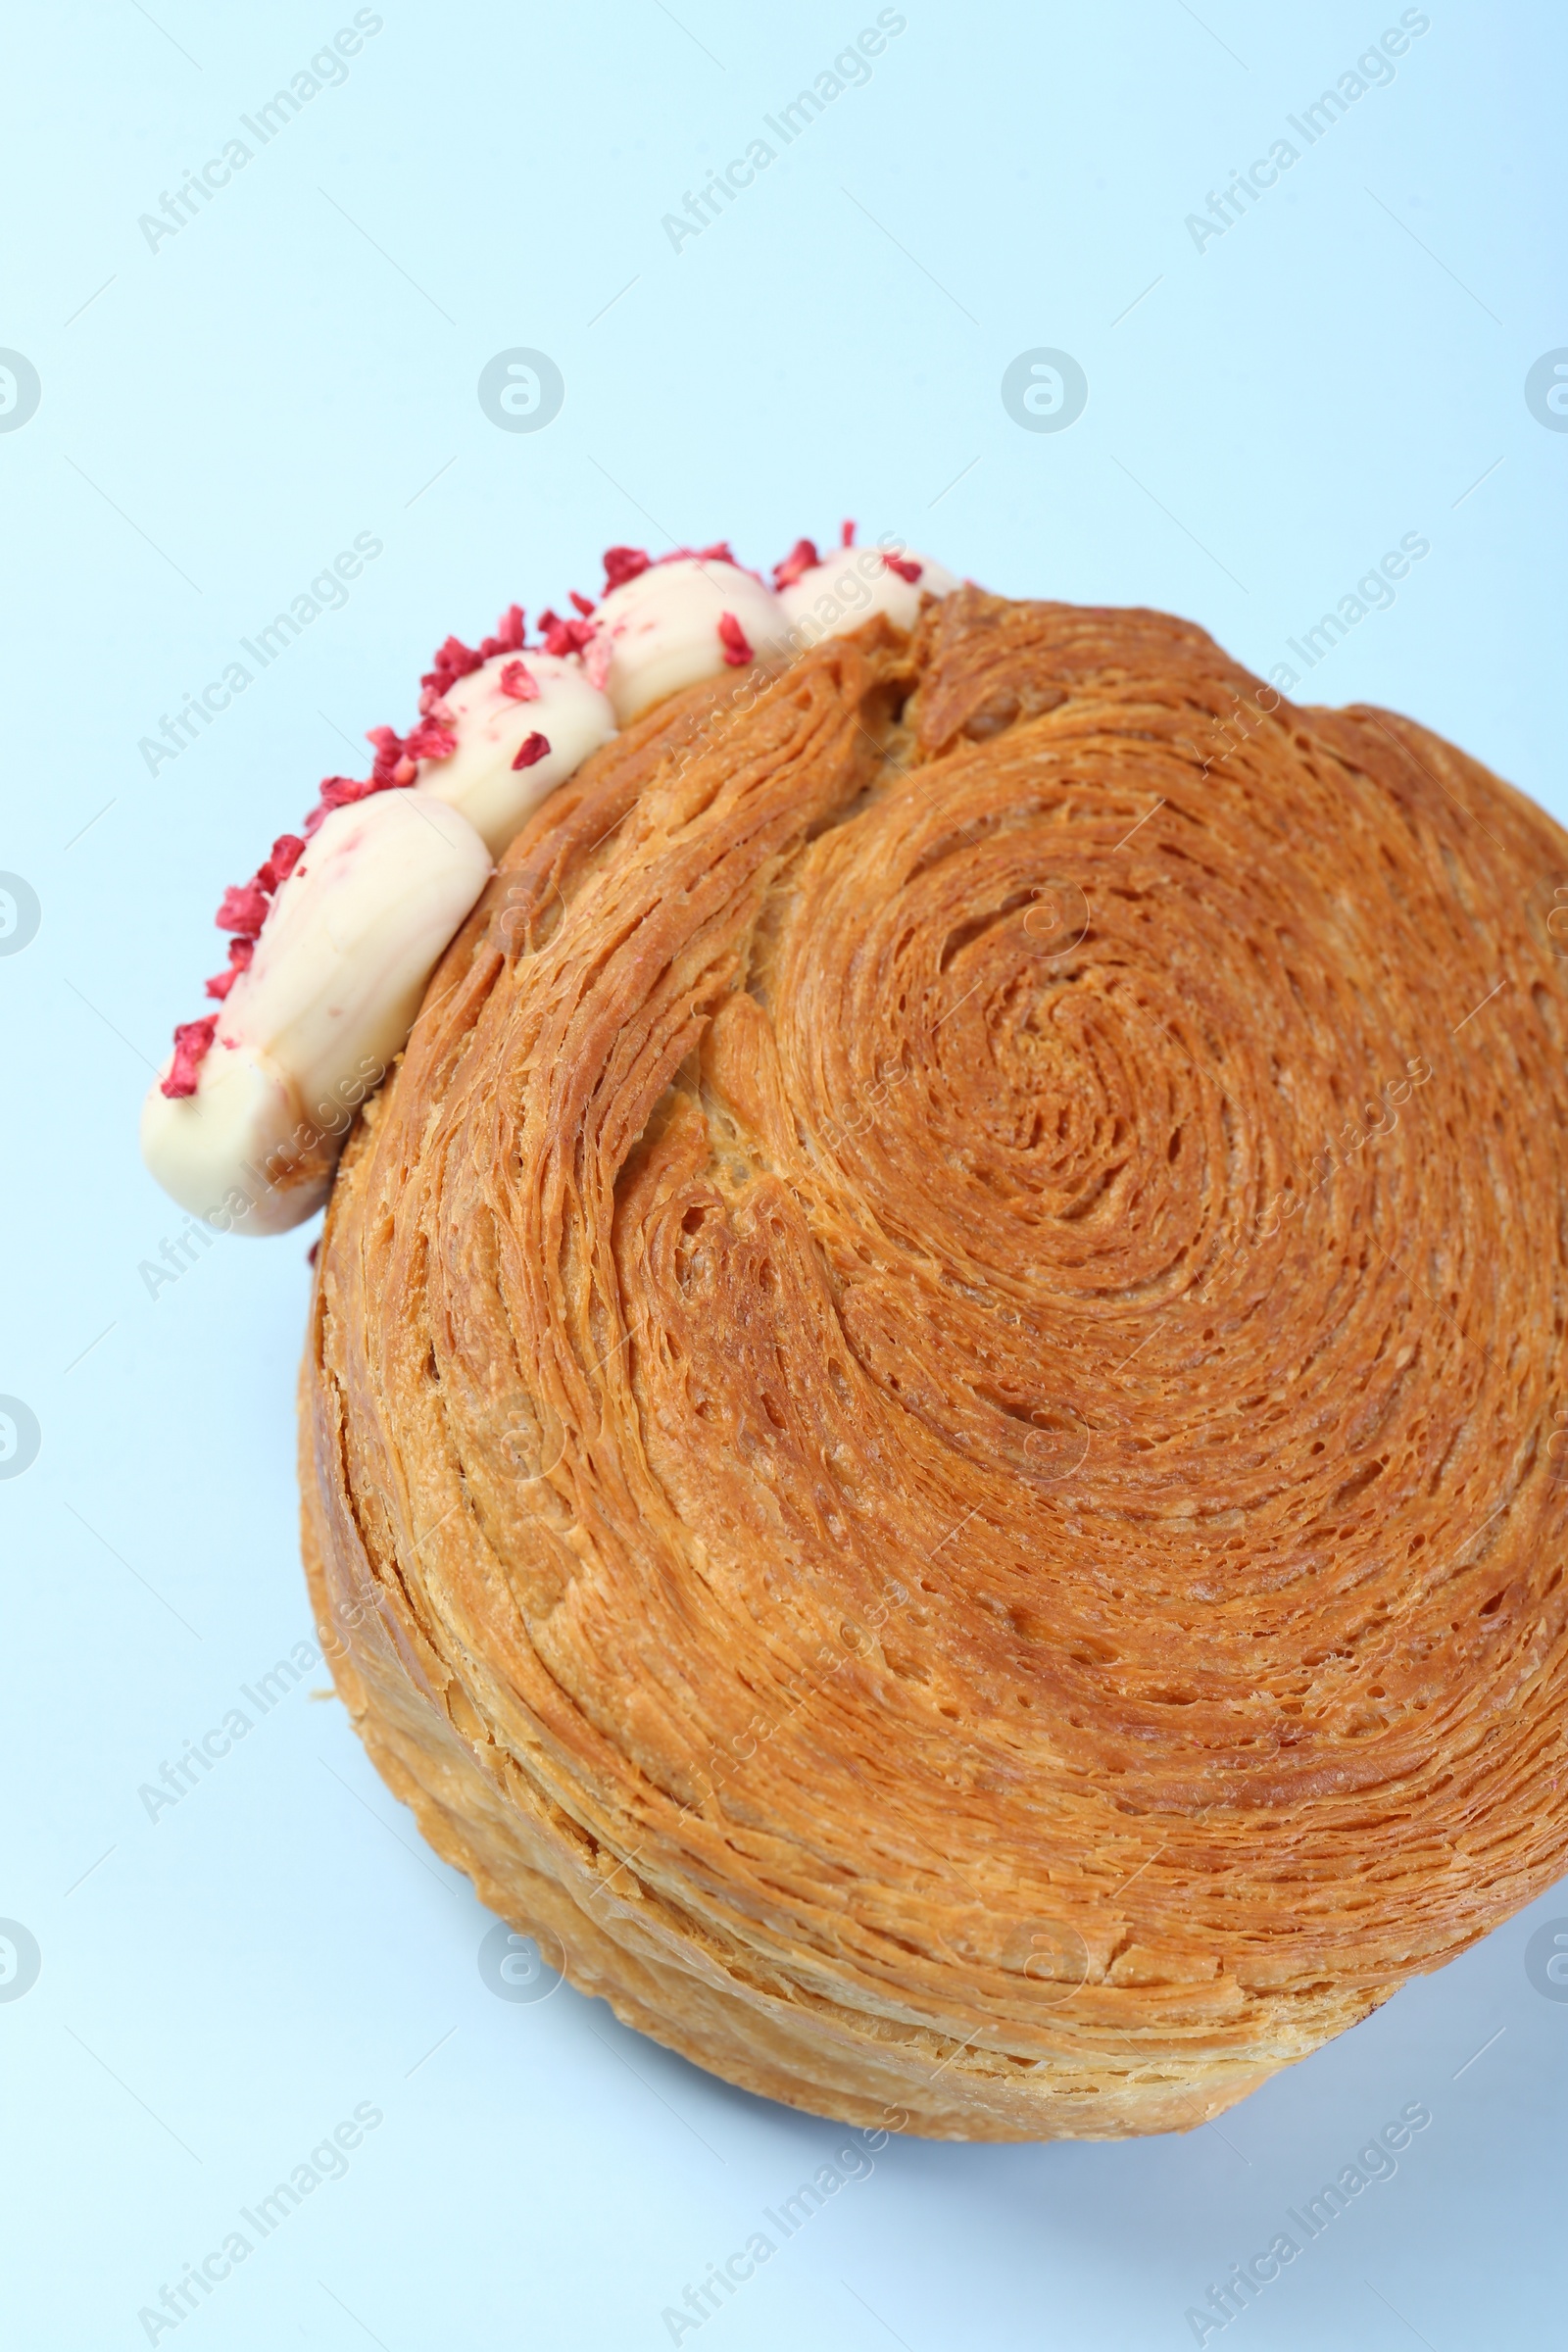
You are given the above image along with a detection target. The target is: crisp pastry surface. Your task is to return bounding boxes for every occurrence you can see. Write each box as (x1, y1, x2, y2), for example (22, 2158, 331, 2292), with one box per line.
(301, 589, 1568, 2139)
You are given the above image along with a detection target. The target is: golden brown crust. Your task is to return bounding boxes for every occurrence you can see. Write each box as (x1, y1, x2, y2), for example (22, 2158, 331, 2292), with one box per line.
(301, 592, 1568, 2138)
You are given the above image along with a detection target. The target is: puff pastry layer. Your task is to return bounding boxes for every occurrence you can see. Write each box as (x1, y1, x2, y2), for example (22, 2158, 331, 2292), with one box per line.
(302, 592, 1568, 2138)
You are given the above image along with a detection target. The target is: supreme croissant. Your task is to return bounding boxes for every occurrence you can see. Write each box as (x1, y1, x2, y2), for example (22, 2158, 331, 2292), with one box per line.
(270, 570, 1568, 2139)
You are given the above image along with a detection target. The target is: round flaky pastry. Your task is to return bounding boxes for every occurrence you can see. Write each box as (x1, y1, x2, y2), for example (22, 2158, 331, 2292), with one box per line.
(301, 588, 1568, 2140)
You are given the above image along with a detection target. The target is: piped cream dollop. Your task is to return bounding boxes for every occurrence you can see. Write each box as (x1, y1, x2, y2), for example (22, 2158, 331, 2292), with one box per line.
(779, 543, 959, 646)
(140, 535, 959, 1234)
(140, 791, 491, 1233)
(593, 557, 791, 723)
(416, 650, 615, 856)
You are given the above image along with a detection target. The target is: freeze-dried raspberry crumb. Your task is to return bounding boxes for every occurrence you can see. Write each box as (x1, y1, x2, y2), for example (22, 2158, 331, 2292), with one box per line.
(257, 835, 306, 893)
(478, 605, 526, 662)
(773, 538, 819, 589)
(216, 880, 270, 936)
(420, 606, 521, 700)
(500, 660, 539, 702)
(584, 631, 612, 691)
(421, 633, 483, 701)
(205, 937, 256, 999)
(405, 715, 459, 764)
(319, 773, 374, 813)
(367, 727, 416, 788)
(511, 731, 551, 770)
(367, 726, 402, 782)
(657, 542, 738, 569)
(883, 554, 922, 584)
(162, 1015, 218, 1100)
(568, 590, 596, 617)
(840, 519, 857, 546)
(603, 546, 650, 590)
(717, 612, 752, 665)
(537, 610, 596, 658)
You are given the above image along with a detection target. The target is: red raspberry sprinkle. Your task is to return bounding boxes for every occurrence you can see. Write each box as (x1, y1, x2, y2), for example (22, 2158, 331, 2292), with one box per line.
(585, 631, 613, 691)
(205, 937, 257, 999)
(479, 604, 526, 661)
(420, 606, 526, 701)
(512, 731, 551, 771)
(404, 715, 459, 764)
(840, 519, 857, 547)
(267, 833, 306, 885)
(421, 634, 482, 699)
(883, 554, 923, 584)
(717, 612, 752, 666)
(657, 541, 739, 569)
(773, 538, 819, 589)
(216, 880, 271, 937)
(304, 768, 382, 836)
(319, 773, 375, 812)
(500, 660, 539, 702)
(603, 546, 651, 590)
(568, 590, 596, 617)
(367, 727, 416, 788)
(162, 1015, 218, 1100)
(537, 610, 596, 659)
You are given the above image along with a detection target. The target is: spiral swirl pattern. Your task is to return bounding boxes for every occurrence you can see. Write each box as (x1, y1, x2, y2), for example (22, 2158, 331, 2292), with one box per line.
(303, 589, 1568, 2138)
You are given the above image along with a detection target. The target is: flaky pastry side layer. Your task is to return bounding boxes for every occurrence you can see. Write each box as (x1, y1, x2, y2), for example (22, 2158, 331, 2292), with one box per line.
(301, 592, 1568, 2137)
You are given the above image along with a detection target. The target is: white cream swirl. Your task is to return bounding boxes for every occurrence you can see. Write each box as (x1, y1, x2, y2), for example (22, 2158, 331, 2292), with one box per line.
(140, 538, 954, 1233)
(592, 558, 791, 722)
(779, 543, 959, 646)
(140, 793, 492, 1232)
(416, 651, 615, 856)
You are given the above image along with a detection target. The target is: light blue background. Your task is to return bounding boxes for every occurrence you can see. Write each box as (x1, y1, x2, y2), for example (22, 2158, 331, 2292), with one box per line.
(2, 2, 1565, 2346)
